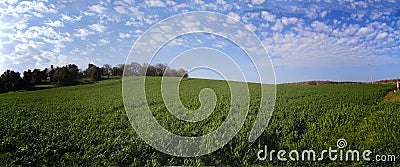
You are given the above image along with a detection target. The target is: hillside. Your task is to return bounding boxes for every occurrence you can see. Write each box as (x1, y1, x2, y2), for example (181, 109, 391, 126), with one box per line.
(0, 77, 398, 166)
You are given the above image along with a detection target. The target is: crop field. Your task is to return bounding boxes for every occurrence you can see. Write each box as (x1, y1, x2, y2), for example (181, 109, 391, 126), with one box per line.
(0, 77, 399, 166)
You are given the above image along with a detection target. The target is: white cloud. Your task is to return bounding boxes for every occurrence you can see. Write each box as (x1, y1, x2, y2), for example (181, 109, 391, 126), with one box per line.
(281, 17, 298, 25)
(370, 11, 383, 20)
(212, 40, 229, 48)
(194, 0, 204, 5)
(128, 6, 142, 14)
(99, 39, 110, 45)
(32, 12, 44, 18)
(114, 6, 129, 14)
(4, 0, 18, 5)
(0, 14, 30, 35)
(246, 23, 257, 32)
(122, 0, 135, 4)
(241, 12, 259, 23)
(89, 23, 107, 33)
(0, 55, 4, 71)
(61, 14, 82, 22)
(332, 24, 360, 37)
(261, 11, 276, 22)
(375, 32, 388, 40)
(89, 4, 106, 14)
(12, 1, 58, 15)
(146, 0, 166, 7)
(251, 0, 265, 5)
(119, 33, 131, 39)
(0, 23, 76, 72)
(311, 21, 331, 32)
(201, 3, 218, 10)
(14, 40, 44, 53)
(320, 11, 328, 18)
(217, 0, 226, 4)
(168, 2, 189, 12)
(271, 20, 283, 32)
(45, 20, 64, 27)
(355, 26, 374, 36)
(0, 0, 58, 36)
(304, 6, 319, 19)
(351, 13, 365, 21)
(10, 26, 72, 46)
(350, 1, 368, 9)
(112, 1, 145, 16)
(262, 18, 400, 68)
(265, 33, 363, 67)
(75, 29, 95, 39)
(227, 12, 240, 21)
(125, 20, 142, 26)
(166, 0, 176, 6)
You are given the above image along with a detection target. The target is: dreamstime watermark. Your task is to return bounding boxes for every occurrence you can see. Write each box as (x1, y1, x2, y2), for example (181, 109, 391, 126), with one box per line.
(122, 12, 276, 157)
(257, 139, 397, 162)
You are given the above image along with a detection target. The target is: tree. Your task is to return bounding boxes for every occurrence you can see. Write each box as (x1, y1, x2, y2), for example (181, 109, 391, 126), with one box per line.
(78, 69, 85, 79)
(154, 63, 167, 76)
(146, 64, 157, 76)
(85, 64, 102, 81)
(1, 70, 24, 91)
(124, 62, 142, 76)
(177, 68, 189, 78)
(112, 64, 124, 76)
(66, 64, 80, 81)
(138, 63, 148, 76)
(102, 64, 112, 78)
(0, 77, 5, 93)
(42, 68, 49, 78)
(52, 64, 79, 86)
(22, 68, 47, 90)
(48, 65, 55, 81)
(165, 68, 178, 77)
(23, 70, 33, 90)
(31, 69, 46, 85)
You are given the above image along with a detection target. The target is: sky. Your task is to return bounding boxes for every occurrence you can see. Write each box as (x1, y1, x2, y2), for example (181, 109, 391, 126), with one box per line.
(0, 0, 399, 83)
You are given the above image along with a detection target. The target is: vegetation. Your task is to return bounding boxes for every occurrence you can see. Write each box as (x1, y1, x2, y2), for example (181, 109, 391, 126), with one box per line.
(383, 91, 400, 102)
(284, 80, 364, 85)
(51, 64, 80, 86)
(0, 77, 398, 166)
(0, 70, 24, 92)
(0, 62, 188, 94)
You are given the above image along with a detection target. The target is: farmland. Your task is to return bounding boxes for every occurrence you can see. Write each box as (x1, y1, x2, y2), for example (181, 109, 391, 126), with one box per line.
(0, 77, 399, 166)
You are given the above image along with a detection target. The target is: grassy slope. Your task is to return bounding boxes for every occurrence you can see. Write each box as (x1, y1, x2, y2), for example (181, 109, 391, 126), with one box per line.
(384, 91, 400, 102)
(0, 77, 399, 166)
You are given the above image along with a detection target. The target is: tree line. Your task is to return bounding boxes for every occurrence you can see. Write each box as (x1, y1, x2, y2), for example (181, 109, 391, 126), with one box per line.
(0, 62, 188, 93)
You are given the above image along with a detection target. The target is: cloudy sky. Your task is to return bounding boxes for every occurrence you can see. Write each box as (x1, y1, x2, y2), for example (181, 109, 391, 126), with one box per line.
(0, 0, 399, 83)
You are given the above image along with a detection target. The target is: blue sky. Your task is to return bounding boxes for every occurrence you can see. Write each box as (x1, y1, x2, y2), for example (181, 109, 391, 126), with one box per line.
(0, 0, 399, 83)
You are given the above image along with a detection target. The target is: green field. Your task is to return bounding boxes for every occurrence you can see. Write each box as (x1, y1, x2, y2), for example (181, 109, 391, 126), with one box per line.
(0, 77, 399, 166)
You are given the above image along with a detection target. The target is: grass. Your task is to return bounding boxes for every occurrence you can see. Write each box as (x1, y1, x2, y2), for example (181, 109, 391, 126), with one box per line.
(0, 77, 399, 166)
(383, 90, 400, 103)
